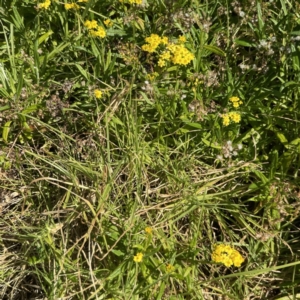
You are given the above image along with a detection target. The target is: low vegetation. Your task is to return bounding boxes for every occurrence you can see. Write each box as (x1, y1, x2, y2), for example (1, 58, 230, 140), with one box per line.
(0, 0, 300, 299)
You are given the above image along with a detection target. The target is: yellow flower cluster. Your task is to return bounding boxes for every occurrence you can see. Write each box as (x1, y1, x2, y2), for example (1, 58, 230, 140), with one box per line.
(229, 96, 243, 108)
(145, 227, 152, 234)
(222, 112, 241, 126)
(119, 0, 142, 4)
(142, 34, 194, 66)
(129, 0, 142, 4)
(142, 34, 166, 53)
(38, 0, 51, 9)
(84, 20, 98, 29)
(178, 35, 186, 43)
(84, 20, 106, 38)
(158, 50, 171, 67)
(211, 244, 245, 267)
(94, 89, 102, 99)
(167, 44, 195, 66)
(166, 264, 175, 272)
(65, 3, 80, 10)
(133, 252, 143, 262)
(104, 19, 113, 27)
(146, 72, 159, 81)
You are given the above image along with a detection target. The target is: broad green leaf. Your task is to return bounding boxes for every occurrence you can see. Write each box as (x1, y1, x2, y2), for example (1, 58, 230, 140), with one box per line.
(133, 17, 145, 31)
(21, 105, 39, 115)
(157, 282, 166, 300)
(276, 131, 288, 146)
(235, 39, 255, 47)
(202, 138, 221, 149)
(281, 151, 295, 175)
(0, 105, 10, 112)
(111, 249, 125, 257)
(253, 170, 269, 184)
(38, 30, 54, 45)
(3, 120, 12, 142)
(75, 64, 89, 80)
(104, 49, 112, 72)
(290, 138, 300, 145)
(182, 120, 202, 129)
(203, 45, 225, 57)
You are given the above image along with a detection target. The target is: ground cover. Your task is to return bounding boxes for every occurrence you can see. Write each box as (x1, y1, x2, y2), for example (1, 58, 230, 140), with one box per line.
(0, 0, 300, 299)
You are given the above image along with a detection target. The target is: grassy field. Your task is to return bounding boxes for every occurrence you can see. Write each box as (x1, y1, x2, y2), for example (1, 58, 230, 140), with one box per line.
(1, 0, 300, 299)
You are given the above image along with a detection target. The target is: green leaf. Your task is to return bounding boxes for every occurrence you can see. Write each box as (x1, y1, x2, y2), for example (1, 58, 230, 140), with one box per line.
(104, 49, 112, 72)
(11, 7, 24, 30)
(202, 138, 221, 149)
(269, 150, 278, 179)
(234, 39, 255, 47)
(75, 64, 90, 80)
(253, 170, 269, 184)
(157, 282, 166, 300)
(111, 249, 125, 257)
(279, 0, 288, 15)
(275, 131, 288, 146)
(281, 151, 295, 175)
(291, 31, 300, 35)
(107, 29, 127, 37)
(48, 42, 71, 61)
(133, 17, 145, 31)
(38, 30, 54, 46)
(106, 261, 127, 281)
(290, 138, 300, 146)
(3, 120, 12, 143)
(182, 120, 202, 129)
(21, 105, 39, 115)
(0, 105, 10, 112)
(203, 45, 225, 57)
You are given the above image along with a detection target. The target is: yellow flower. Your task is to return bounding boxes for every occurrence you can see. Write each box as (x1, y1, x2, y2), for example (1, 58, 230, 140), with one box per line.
(129, 0, 142, 4)
(65, 3, 80, 9)
(78, 0, 88, 2)
(211, 244, 244, 267)
(231, 249, 245, 267)
(229, 96, 239, 103)
(104, 19, 113, 27)
(141, 35, 194, 66)
(161, 36, 169, 45)
(158, 59, 166, 67)
(166, 264, 175, 272)
(133, 252, 143, 262)
(84, 20, 98, 30)
(229, 111, 241, 123)
(142, 43, 157, 53)
(142, 34, 162, 53)
(168, 44, 194, 66)
(146, 72, 158, 81)
(90, 26, 106, 38)
(222, 113, 230, 126)
(229, 96, 243, 108)
(178, 35, 186, 43)
(65, 3, 72, 9)
(94, 89, 102, 99)
(160, 51, 171, 61)
(38, 0, 51, 9)
(222, 112, 241, 126)
(145, 227, 152, 234)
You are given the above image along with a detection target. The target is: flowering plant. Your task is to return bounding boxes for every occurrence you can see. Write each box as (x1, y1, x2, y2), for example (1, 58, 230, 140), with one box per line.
(211, 244, 245, 267)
